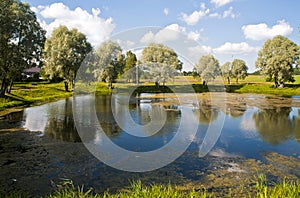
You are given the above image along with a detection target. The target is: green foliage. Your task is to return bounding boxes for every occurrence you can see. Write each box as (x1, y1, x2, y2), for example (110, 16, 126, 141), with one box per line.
(194, 54, 220, 85)
(0, 0, 46, 96)
(220, 62, 232, 84)
(256, 35, 299, 86)
(231, 59, 248, 83)
(43, 26, 92, 91)
(123, 50, 137, 82)
(141, 43, 182, 86)
(93, 41, 124, 89)
(141, 43, 183, 71)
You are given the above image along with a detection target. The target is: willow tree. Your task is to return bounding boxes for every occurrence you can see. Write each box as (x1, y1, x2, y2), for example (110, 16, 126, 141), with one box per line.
(0, 0, 46, 96)
(141, 43, 182, 87)
(256, 35, 299, 87)
(194, 54, 220, 86)
(231, 59, 248, 84)
(44, 26, 92, 92)
(93, 41, 124, 89)
(220, 62, 232, 84)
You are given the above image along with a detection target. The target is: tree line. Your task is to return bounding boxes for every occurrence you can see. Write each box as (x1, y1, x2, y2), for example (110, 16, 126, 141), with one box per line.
(1, 0, 300, 96)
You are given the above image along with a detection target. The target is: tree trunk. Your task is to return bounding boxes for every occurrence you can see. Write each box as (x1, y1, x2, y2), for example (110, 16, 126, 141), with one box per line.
(64, 81, 69, 92)
(155, 81, 159, 88)
(274, 77, 279, 88)
(0, 78, 7, 97)
(227, 77, 230, 84)
(72, 80, 75, 91)
(236, 78, 238, 84)
(6, 79, 14, 94)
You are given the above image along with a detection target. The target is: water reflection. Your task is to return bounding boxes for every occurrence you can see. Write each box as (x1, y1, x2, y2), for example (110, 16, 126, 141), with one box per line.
(253, 107, 293, 145)
(2, 93, 298, 152)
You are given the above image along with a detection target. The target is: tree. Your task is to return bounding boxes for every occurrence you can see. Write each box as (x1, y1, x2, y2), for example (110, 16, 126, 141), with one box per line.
(256, 35, 299, 87)
(44, 26, 92, 92)
(231, 59, 248, 84)
(194, 54, 220, 86)
(93, 41, 124, 89)
(0, 0, 46, 96)
(141, 43, 182, 86)
(220, 62, 232, 84)
(124, 50, 137, 82)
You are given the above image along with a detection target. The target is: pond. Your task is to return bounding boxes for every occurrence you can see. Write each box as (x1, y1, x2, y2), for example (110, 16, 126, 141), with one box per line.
(0, 93, 300, 195)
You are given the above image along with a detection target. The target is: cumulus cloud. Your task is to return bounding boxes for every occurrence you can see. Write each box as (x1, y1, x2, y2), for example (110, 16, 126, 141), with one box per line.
(188, 45, 212, 57)
(180, 3, 210, 25)
(242, 20, 293, 41)
(210, 0, 233, 7)
(32, 3, 115, 46)
(213, 42, 259, 55)
(163, 8, 169, 16)
(140, 24, 203, 43)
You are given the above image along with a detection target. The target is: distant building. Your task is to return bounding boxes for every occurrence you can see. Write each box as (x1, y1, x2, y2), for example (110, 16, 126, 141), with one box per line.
(22, 67, 42, 80)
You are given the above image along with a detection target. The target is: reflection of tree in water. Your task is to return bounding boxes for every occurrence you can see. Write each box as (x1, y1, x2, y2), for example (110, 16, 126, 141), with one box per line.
(292, 109, 300, 143)
(44, 98, 81, 142)
(95, 96, 122, 137)
(193, 99, 219, 124)
(226, 97, 246, 118)
(253, 107, 293, 145)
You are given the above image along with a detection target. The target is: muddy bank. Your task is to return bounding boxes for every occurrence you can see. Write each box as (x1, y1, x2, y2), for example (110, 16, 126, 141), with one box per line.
(0, 129, 299, 197)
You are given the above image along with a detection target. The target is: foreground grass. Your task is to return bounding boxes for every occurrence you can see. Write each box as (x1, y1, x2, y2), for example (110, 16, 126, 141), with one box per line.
(2, 177, 298, 198)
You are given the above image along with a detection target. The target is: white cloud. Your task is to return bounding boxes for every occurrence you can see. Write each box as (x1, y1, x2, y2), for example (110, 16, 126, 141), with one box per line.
(223, 7, 236, 18)
(213, 42, 259, 55)
(188, 45, 212, 57)
(32, 3, 115, 47)
(140, 24, 203, 43)
(163, 8, 169, 16)
(180, 3, 210, 25)
(242, 20, 293, 41)
(210, 0, 233, 7)
(209, 13, 221, 18)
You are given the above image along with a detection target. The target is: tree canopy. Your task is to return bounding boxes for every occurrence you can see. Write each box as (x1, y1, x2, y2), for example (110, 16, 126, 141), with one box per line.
(141, 43, 182, 86)
(194, 54, 220, 86)
(141, 43, 182, 71)
(231, 59, 248, 83)
(43, 26, 92, 91)
(0, 0, 46, 96)
(124, 50, 137, 83)
(256, 35, 299, 87)
(93, 41, 124, 89)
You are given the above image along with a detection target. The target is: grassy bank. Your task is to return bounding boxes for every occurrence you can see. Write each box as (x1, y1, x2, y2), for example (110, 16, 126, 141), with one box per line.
(0, 82, 112, 113)
(2, 177, 299, 198)
(0, 82, 72, 112)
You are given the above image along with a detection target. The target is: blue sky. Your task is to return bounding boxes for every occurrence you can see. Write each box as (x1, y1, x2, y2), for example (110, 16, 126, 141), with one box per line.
(24, 0, 300, 72)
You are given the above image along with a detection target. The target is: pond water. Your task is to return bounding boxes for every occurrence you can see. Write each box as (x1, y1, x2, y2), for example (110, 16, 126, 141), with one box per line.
(1, 93, 300, 194)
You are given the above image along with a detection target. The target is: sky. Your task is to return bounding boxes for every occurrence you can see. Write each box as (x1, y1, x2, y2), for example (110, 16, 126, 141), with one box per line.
(23, 0, 300, 72)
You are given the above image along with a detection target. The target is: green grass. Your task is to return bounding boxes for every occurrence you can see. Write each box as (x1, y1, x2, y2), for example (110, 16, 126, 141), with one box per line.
(0, 81, 113, 112)
(2, 177, 299, 198)
(0, 82, 72, 111)
(231, 83, 300, 96)
(255, 174, 300, 198)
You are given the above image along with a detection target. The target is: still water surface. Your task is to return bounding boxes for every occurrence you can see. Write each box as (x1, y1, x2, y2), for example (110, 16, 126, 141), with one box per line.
(19, 93, 300, 159)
